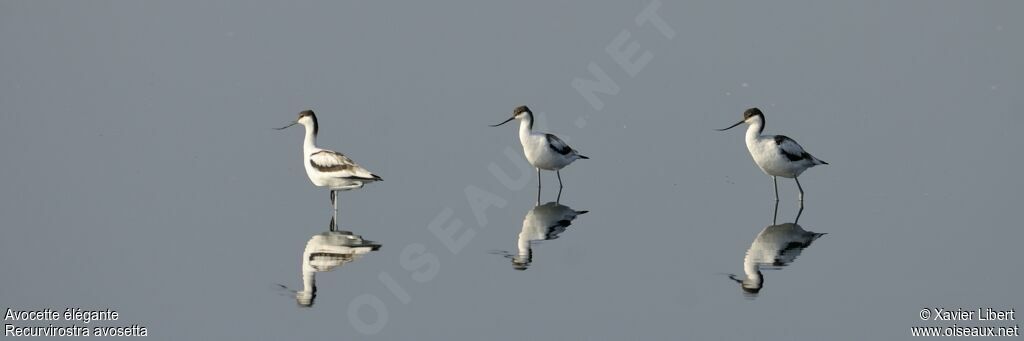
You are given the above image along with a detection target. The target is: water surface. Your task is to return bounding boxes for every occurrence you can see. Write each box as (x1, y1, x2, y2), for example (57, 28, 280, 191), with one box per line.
(1, 1, 1021, 339)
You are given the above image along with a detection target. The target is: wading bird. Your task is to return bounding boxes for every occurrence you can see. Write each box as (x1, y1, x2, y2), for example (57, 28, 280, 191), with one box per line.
(491, 105, 588, 196)
(276, 110, 382, 212)
(728, 203, 825, 296)
(718, 108, 827, 202)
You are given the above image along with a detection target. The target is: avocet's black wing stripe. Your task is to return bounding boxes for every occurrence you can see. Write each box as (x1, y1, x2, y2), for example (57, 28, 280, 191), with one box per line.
(774, 135, 812, 162)
(545, 134, 573, 155)
(310, 150, 356, 172)
(310, 150, 381, 180)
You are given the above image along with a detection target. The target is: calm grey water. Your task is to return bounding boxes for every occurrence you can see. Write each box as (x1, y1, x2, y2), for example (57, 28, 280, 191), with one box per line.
(2, 1, 1022, 340)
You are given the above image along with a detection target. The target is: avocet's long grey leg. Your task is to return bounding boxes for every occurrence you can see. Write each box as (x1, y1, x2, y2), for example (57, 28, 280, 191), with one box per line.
(795, 177, 805, 202)
(331, 190, 339, 214)
(536, 168, 542, 204)
(795, 203, 804, 224)
(772, 200, 780, 225)
(773, 176, 780, 202)
(537, 168, 541, 190)
(557, 170, 564, 189)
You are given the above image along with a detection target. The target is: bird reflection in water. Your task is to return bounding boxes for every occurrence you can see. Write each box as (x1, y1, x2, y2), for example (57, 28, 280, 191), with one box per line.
(729, 203, 825, 297)
(494, 201, 588, 271)
(286, 216, 381, 307)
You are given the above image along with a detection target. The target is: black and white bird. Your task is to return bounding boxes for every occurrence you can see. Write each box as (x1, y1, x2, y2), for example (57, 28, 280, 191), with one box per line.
(729, 221, 825, 296)
(294, 229, 380, 307)
(510, 201, 588, 271)
(491, 105, 589, 190)
(718, 108, 828, 201)
(276, 110, 382, 211)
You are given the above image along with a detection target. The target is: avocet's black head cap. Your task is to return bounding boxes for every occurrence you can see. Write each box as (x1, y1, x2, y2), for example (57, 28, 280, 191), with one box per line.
(297, 294, 315, 307)
(513, 105, 532, 116)
(743, 107, 763, 120)
(512, 260, 530, 271)
(299, 109, 318, 135)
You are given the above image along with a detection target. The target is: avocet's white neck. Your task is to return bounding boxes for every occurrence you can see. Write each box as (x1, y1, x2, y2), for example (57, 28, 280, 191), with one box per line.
(296, 270, 315, 305)
(745, 117, 764, 145)
(742, 258, 763, 290)
(302, 123, 318, 153)
(518, 114, 533, 145)
(300, 271, 315, 295)
(517, 231, 530, 257)
(743, 257, 760, 280)
(514, 231, 532, 269)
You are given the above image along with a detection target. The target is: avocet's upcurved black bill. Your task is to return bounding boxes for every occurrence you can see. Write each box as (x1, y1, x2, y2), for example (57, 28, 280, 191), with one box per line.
(717, 120, 745, 131)
(490, 116, 515, 127)
(275, 121, 298, 130)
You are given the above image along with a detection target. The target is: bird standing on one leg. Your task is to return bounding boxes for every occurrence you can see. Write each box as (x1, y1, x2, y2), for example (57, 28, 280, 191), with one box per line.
(276, 110, 382, 214)
(718, 107, 827, 202)
(491, 105, 589, 200)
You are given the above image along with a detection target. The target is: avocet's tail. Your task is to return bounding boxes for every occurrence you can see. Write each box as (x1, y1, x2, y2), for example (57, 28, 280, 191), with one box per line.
(811, 155, 828, 165)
